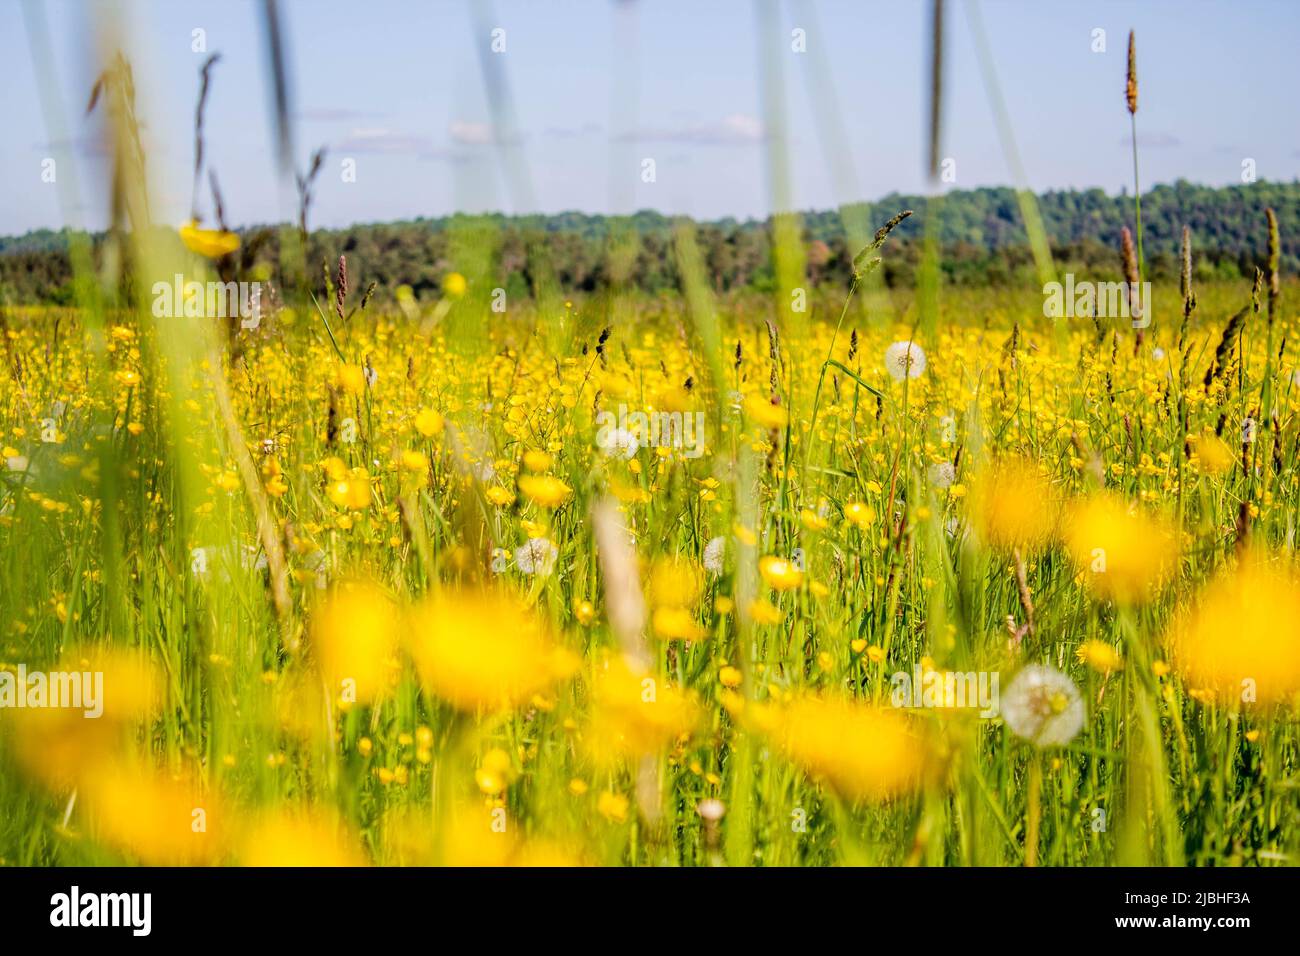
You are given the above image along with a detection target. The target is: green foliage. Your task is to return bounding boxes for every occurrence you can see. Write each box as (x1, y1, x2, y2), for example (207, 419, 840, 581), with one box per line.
(2, 180, 1296, 305)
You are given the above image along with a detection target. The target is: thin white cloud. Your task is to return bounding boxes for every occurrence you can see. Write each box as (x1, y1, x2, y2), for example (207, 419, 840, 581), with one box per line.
(297, 107, 386, 123)
(333, 128, 435, 154)
(615, 113, 766, 146)
(449, 120, 494, 145)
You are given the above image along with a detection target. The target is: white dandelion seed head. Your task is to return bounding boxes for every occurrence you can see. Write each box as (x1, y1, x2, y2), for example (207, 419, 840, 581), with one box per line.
(928, 461, 956, 488)
(884, 340, 927, 381)
(599, 426, 640, 460)
(1001, 664, 1085, 748)
(697, 798, 726, 821)
(1152, 347, 1166, 361)
(703, 536, 727, 574)
(515, 537, 558, 576)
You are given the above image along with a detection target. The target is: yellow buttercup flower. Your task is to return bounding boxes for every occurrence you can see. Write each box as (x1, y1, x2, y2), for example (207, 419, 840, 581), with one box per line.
(1191, 431, 1233, 475)
(179, 219, 239, 258)
(597, 791, 629, 823)
(517, 474, 572, 508)
(311, 582, 399, 703)
(646, 557, 703, 608)
(758, 555, 804, 591)
(1076, 639, 1123, 674)
(843, 501, 875, 530)
(968, 458, 1058, 551)
(442, 272, 468, 297)
(584, 656, 698, 763)
(1064, 495, 1177, 605)
(652, 605, 706, 641)
(326, 468, 372, 510)
(474, 748, 516, 795)
(413, 408, 444, 438)
(406, 591, 577, 711)
(81, 765, 227, 865)
(1168, 554, 1300, 703)
(744, 393, 789, 430)
(754, 697, 926, 802)
(522, 449, 552, 472)
(241, 814, 366, 867)
(572, 598, 596, 625)
(748, 598, 783, 625)
(400, 450, 428, 473)
(336, 364, 367, 396)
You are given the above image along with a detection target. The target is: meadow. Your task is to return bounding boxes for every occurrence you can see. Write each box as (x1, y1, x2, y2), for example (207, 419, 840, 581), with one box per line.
(1, 7, 1297, 870)
(1, 259, 1298, 866)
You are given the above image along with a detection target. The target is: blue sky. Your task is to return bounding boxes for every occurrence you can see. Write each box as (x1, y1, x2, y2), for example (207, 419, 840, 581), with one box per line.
(3, 0, 1298, 234)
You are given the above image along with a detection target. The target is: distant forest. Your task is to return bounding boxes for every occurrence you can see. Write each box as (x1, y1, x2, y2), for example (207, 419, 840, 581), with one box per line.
(2, 179, 1295, 305)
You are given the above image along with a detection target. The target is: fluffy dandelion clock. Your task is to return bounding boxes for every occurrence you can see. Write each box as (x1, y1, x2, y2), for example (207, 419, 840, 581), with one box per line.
(928, 461, 956, 488)
(884, 340, 927, 381)
(1001, 665, 1084, 747)
(599, 426, 640, 460)
(515, 537, 559, 576)
(703, 536, 727, 574)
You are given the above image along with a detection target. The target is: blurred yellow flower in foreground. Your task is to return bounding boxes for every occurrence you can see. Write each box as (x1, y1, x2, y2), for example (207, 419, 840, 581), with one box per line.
(522, 449, 553, 472)
(413, 408, 444, 438)
(82, 766, 226, 865)
(440, 806, 583, 866)
(7, 649, 161, 788)
(759, 555, 804, 591)
(646, 557, 703, 608)
(1192, 432, 1234, 475)
(241, 814, 366, 866)
(442, 271, 468, 297)
(744, 393, 789, 430)
(753, 697, 926, 802)
(336, 364, 367, 396)
(651, 605, 705, 641)
(843, 501, 875, 530)
(968, 458, 1058, 551)
(1064, 495, 1177, 605)
(407, 591, 577, 711)
(474, 748, 516, 795)
(311, 582, 399, 704)
(584, 656, 698, 762)
(326, 467, 372, 510)
(1168, 555, 1300, 703)
(1076, 639, 1123, 674)
(178, 219, 239, 258)
(517, 474, 573, 508)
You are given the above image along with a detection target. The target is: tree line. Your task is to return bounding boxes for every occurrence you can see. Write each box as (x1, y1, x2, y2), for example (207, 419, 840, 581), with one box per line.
(2, 179, 1294, 306)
